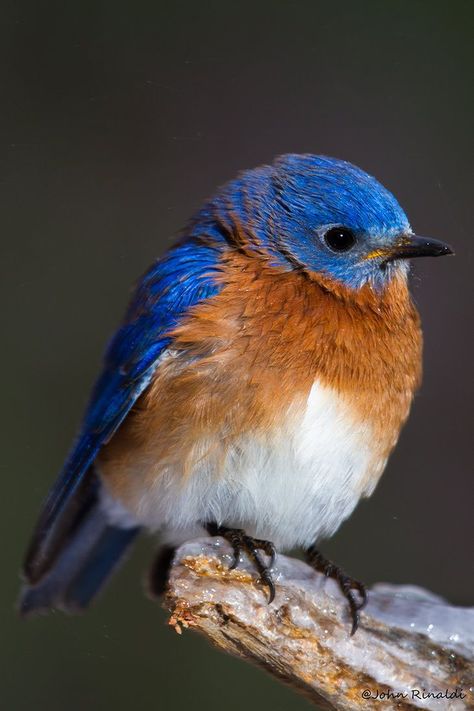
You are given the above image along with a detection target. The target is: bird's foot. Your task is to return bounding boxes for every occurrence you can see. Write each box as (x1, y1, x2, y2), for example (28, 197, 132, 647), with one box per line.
(206, 523, 276, 603)
(306, 546, 367, 635)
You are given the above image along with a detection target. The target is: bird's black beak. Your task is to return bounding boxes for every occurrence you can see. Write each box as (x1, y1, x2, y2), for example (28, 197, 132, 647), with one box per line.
(385, 234, 454, 263)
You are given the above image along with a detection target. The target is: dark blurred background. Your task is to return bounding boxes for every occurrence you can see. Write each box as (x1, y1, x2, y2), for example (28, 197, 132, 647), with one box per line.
(1, 1, 472, 710)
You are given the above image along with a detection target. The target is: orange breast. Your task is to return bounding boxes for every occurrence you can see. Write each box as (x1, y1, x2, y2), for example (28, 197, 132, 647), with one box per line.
(98, 251, 422, 505)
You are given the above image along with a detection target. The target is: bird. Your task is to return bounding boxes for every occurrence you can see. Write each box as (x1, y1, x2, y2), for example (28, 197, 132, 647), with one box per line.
(20, 154, 453, 634)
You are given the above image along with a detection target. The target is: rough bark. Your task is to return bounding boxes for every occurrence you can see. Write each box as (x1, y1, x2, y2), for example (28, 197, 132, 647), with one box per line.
(164, 538, 474, 711)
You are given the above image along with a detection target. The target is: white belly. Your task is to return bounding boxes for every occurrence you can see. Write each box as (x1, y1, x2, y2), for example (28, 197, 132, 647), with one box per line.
(103, 381, 382, 550)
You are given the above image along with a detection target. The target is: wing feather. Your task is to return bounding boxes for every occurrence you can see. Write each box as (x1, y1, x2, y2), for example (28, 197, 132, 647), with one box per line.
(24, 238, 222, 582)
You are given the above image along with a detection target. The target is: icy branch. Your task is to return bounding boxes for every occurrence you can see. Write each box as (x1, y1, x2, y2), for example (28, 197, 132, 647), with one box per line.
(165, 538, 473, 710)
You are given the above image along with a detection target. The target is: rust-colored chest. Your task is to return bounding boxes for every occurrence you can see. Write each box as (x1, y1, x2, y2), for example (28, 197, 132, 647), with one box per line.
(99, 252, 422, 499)
(168, 253, 422, 439)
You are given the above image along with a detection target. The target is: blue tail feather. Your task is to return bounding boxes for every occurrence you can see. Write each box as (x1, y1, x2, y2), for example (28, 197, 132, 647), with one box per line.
(20, 484, 139, 616)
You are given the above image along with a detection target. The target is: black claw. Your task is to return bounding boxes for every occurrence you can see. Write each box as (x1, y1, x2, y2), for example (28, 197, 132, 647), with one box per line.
(306, 545, 367, 636)
(350, 609, 360, 636)
(346, 590, 361, 635)
(260, 569, 276, 604)
(205, 523, 277, 603)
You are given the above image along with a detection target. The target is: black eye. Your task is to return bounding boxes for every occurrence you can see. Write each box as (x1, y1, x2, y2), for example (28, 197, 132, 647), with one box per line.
(324, 227, 356, 253)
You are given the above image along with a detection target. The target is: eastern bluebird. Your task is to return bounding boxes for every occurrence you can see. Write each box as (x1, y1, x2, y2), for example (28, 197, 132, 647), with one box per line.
(20, 154, 453, 633)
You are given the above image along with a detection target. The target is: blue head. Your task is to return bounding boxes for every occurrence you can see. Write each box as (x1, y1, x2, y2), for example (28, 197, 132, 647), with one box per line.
(199, 154, 451, 291)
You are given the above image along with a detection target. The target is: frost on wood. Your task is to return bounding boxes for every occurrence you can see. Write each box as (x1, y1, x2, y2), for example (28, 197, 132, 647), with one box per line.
(165, 538, 474, 711)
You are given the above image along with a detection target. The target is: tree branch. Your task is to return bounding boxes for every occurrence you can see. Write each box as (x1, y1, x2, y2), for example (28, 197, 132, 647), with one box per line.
(164, 538, 473, 711)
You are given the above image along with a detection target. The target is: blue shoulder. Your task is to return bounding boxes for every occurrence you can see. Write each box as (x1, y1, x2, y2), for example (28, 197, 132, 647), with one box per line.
(86, 236, 223, 437)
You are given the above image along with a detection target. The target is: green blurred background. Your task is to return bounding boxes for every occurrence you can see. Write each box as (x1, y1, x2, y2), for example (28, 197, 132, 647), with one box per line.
(2, 1, 473, 710)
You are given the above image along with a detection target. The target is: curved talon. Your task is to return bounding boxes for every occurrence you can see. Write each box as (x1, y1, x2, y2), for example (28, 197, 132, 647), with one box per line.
(341, 585, 359, 635)
(306, 545, 367, 636)
(205, 523, 277, 603)
(249, 537, 276, 569)
(260, 568, 276, 604)
(348, 598, 360, 636)
(340, 576, 367, 634)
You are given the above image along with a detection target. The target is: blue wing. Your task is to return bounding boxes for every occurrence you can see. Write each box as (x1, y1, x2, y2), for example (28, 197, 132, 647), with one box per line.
(24, 237, 223, 582)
